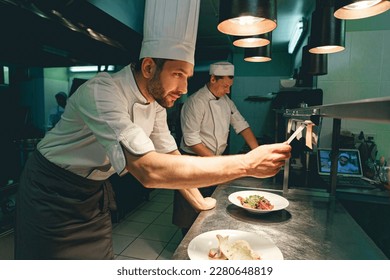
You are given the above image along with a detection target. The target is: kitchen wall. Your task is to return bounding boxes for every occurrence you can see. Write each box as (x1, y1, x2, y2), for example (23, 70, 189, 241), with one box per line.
(228, 51, 292, 154)
(318, 12, 390, 162)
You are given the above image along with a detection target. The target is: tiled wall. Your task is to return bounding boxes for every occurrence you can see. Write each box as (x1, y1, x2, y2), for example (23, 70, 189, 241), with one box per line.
(318, 29, 390, 161)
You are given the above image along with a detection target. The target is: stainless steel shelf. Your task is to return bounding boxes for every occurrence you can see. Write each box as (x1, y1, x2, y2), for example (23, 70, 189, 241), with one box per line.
(284, 96, 390, 123)
(282, 96, 390, 196)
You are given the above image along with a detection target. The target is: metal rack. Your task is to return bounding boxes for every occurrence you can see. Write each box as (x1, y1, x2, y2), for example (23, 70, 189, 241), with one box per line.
(284, 96, 390, 123)
(282, 96, 390, 196)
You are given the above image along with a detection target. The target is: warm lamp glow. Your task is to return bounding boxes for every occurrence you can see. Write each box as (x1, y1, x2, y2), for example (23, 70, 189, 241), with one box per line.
(309, 45, 345, 54)
(233, 33, 271, 48)
(309, 3, 346, 54)
(228, 15, 265, 26)
(218, 0, 277, 36)
(334, 0, 390, 19)
(244, 45, 271, 62)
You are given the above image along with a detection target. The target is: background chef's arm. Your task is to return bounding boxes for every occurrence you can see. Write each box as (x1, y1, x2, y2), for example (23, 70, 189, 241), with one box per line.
(240, 127, 260, 150)
(169, 150, 216, 211)
(228, 99, 259, 151)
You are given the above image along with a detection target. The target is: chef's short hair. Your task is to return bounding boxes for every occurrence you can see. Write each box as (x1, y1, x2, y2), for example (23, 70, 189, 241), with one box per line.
(133, 58, 169, 72)
(212, 75, 234, 81)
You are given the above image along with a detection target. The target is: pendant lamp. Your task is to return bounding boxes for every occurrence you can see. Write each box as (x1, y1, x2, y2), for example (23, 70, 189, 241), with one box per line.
(309, 1, 346, 54)
(244, 44, 272, 62)
(334, 0, 390, 19)
(302, 45, 328, 76)
(233, 32, 271, 48)
(218, 0, 277, 36)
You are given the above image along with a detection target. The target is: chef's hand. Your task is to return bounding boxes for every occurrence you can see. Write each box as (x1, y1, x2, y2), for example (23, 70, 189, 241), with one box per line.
(196, 197, 217, 211)
(179, 188, 216, 212)
(244, 142, 291, 178)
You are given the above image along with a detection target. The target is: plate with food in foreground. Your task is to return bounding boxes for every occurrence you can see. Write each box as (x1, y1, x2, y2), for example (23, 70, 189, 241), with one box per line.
(187, 229, 283, 260)
(228, 190, 289, 214)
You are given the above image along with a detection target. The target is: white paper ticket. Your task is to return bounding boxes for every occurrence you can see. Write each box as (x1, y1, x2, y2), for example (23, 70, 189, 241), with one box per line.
(286, 123, 306, 144)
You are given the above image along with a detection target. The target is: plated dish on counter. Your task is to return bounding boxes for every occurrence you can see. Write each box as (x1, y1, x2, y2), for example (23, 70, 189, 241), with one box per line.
(228, 190, 289, 214)
(187, 229, 283, 260)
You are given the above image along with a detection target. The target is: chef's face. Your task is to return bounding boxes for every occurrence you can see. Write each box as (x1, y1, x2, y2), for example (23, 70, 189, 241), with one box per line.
(211, 76, 234, 98)
(147, 59, 193, 108)
(339, 156, 349, 166)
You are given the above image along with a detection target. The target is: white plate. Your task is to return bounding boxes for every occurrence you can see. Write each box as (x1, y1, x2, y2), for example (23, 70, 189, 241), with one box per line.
(187, 229, 283, 260)
(228, 190, 289, 214)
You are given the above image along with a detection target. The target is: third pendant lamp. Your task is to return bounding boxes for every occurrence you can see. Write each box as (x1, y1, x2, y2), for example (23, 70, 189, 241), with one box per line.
(217, 0, 277, 36)
(244, 43, 272, 62)
(309, 0, 346, 54)
(334, 0, 390, 19)
(233, 32, 271, 48)
(302, 45, 328, 76)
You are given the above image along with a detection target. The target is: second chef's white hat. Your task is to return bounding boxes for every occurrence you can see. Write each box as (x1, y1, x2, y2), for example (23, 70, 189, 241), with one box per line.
(139, 0, 200, 65)
(209, 61, 235, 76)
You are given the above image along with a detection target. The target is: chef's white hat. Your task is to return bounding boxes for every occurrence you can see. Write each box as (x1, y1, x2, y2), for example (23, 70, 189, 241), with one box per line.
(339, 153, 350, 159)
(139, 0, 200, 65)
(209, 61, 235, 76)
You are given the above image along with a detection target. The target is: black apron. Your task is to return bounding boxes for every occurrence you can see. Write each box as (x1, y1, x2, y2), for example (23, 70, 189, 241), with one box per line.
(15, 151, 116, 259)
(172, 186, 216, 231)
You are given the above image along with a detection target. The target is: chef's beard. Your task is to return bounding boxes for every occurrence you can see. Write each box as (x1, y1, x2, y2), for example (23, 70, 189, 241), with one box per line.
(147, 72, 173, 108)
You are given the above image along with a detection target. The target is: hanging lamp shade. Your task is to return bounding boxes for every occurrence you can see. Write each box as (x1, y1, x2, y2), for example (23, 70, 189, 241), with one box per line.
(244, 44, 272, 62)
(233, 32, 271, 48)
(309, 3, 346, 54)
(217, 0, 277, 36)
(334, 0, 390, 19)
(302, 45, 328, 76)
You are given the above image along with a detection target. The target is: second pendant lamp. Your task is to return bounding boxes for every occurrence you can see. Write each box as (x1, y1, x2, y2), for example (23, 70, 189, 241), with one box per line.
(233, 33, 271, 48)
(309, 0, 346, 54)
(244, 43, 272, 62)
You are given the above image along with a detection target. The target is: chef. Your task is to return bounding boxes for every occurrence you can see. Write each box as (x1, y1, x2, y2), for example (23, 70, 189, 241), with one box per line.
(15, 0, 291, 259)
(173, 62, 260, 234)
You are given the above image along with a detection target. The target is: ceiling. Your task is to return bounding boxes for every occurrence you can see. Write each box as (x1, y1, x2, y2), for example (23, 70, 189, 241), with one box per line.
(0, 0, 316, 68)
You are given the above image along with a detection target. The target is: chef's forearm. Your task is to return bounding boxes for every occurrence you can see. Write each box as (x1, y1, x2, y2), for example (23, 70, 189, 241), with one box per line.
(124, 143, 290, 189)
(178, 188, 213, 211)
(124, 150, 247, 189)
(240, 127, 259, 150)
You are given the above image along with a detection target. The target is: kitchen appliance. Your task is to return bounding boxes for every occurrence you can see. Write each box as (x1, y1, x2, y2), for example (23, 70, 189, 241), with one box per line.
(317, 148, 377, 188)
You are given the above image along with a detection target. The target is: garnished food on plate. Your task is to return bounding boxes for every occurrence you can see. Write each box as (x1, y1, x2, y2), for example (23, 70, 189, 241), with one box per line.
(208, 234, 261, 260)
(237, 195, 274, 210)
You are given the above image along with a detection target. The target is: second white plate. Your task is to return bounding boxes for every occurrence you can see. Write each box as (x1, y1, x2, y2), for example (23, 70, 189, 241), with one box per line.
(228, 190, 289, 214)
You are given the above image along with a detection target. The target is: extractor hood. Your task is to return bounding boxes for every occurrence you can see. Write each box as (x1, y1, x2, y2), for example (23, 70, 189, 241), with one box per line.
(0, 0, 143, 67)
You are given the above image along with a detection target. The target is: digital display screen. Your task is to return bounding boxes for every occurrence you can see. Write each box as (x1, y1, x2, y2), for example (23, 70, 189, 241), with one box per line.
(317, 148, 363, 177)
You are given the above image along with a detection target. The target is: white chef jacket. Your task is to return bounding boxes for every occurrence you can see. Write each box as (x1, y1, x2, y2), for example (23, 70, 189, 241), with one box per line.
(38, 65, 177, 180)
(180, 85, 249, 155)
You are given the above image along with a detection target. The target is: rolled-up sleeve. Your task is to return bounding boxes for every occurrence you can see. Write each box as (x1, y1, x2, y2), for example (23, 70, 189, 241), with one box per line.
(77, 74, 155, 175)
(150, 104, 178, 153)
(181, 97, 204, 147)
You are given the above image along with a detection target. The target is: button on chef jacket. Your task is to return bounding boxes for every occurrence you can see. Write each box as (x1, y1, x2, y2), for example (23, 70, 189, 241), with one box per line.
(180, 85, 249, 155)
(37, 65, 177, 180)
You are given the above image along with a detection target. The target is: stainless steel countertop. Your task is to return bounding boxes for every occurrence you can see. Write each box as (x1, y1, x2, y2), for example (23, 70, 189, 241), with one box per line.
(172, 178, 388, 260)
